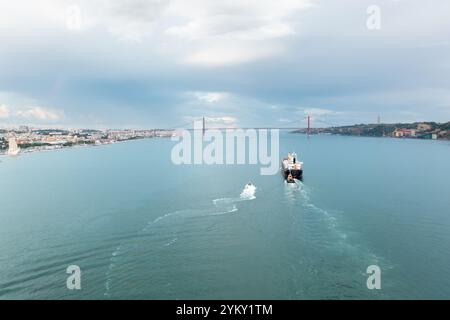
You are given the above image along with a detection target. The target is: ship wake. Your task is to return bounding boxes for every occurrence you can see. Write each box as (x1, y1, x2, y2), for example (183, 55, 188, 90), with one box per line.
(104, 184, 255, 297)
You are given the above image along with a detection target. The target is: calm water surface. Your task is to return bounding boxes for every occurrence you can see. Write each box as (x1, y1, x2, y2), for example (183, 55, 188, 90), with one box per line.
(0, 134, 449, 299)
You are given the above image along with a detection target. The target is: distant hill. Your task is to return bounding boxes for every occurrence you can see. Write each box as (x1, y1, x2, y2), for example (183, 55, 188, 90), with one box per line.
(293, 122, 450, 140)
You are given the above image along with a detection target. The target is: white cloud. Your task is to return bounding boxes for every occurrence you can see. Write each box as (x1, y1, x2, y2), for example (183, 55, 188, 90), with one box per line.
(16, 106, 63, 121)
(193, 91, 229, 103)
(183, 115, 237, 128)
(205, 116, 237, 128)
(184, 43, 284, 67)
(2, 0, 450, 126)
(164, 0, 312, 66)
(89, 0, 313, 64)
(303, 108, 337, 117)
(0, 104, 10, 118)
(0, 0, 312, 65)
(164, 6, 298, 41)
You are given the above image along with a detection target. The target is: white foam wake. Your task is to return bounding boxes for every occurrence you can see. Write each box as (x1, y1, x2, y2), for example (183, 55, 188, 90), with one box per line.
(104, 184, 256, 296)
(240, 184, 257, 200)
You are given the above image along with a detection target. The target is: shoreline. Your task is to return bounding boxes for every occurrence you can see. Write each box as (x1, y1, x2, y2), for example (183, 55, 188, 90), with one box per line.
(292, 131, 450, 141)
(0, 136, 167, 157)
(292, 121, 449, 141)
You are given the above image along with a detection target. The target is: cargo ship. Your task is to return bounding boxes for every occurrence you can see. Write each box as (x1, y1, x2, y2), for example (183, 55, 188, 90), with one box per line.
(281, 152, 303, 182)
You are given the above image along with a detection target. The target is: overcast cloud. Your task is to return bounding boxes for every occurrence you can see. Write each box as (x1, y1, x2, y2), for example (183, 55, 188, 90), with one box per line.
(0, 0, 449, 128)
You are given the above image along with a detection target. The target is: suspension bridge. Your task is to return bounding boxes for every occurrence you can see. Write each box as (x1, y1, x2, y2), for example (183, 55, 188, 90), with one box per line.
(158, 115, 338, 135)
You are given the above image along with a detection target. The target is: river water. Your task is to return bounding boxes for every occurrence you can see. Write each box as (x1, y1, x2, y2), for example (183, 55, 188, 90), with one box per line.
(0, 133, 449, 299)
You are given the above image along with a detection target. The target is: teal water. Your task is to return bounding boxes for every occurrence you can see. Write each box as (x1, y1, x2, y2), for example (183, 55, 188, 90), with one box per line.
(0, 134, 449, 299)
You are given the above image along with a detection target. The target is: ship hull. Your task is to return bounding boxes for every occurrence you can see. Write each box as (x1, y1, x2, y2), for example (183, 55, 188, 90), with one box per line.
(281, 155, 303, 181)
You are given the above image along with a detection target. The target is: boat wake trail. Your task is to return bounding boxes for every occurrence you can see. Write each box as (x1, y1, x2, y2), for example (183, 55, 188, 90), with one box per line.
(213, 184, 256, 212)
(104, 184, 256, 297)
(290, 181, 392, 289)
(293, 181, 352, 240)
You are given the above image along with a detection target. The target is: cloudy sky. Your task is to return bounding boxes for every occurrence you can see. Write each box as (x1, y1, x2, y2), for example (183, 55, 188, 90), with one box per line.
(0, 0, 449, 128)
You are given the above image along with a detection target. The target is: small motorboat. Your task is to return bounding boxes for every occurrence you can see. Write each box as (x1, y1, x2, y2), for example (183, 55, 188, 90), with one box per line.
(241, 182, 257, 199)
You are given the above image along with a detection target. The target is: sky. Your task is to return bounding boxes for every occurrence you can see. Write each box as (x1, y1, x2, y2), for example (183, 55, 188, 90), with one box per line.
(0, 0, 449, 129)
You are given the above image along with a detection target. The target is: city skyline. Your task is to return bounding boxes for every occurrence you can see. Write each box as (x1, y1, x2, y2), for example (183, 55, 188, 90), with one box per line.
(1, 0, 449, 129)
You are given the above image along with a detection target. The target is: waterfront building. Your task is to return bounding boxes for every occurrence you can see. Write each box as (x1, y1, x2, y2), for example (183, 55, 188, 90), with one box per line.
(393, 129, 416, 138)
